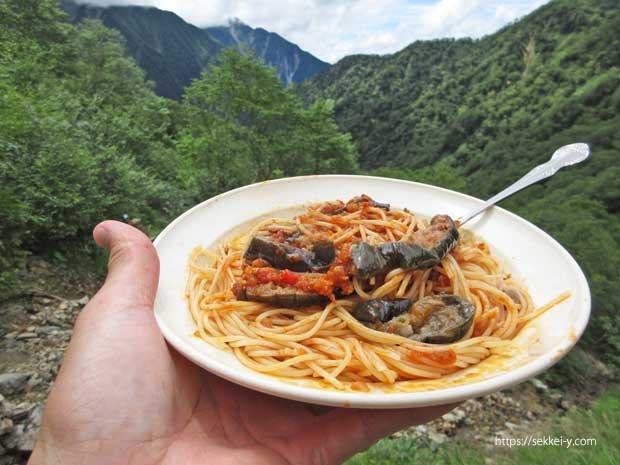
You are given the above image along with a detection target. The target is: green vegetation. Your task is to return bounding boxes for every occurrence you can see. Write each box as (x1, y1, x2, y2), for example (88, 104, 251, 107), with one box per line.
(179, 49, 356, 198)
(301, 0, 620, 368)
(0, 0, 355, 293)
(1, 0, 618, 377)
(1, 1, 618, 462)
(60, 0, 222, 100)
(346, 385, 620, 465)
(61, 0, 330, 100)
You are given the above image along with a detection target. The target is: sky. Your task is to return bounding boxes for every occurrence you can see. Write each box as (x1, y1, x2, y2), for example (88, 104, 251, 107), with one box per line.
(74, 0, 550, 63)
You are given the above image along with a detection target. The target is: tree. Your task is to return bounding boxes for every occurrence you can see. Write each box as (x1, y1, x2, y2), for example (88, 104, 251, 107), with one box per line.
(180, 49, 357, 195)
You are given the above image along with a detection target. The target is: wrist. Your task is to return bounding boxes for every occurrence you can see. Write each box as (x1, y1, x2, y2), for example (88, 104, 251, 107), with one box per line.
(27, 444, 46, 465)
(28, 428, 75, 465)
(28, 436, 56, 465)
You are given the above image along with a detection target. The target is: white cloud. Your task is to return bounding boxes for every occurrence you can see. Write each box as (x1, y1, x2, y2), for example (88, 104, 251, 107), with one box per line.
(74, 0, 550, 63)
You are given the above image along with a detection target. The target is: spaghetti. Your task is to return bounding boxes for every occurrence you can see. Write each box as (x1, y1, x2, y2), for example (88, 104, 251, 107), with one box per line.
(186, 197, 570, 391)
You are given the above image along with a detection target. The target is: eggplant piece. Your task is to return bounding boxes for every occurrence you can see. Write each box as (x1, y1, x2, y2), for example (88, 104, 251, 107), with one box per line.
(352, 295, 474, 344)
(378, 242, 441, 270)
(350, 215, 459, 278)
(350, 242, 439, 279)
(245, 236, 312, 272)
(352, 298, 413, 324)
(244, 236, 335, 272)
(312, 240, 336, 271)
(350, 242, 388, 279)
(330, 194, 390, 215)
(380, 295, 474, 343)
(236, 282, 326, 307)
(408, 295, 474, 343)
(423, 215, 459, 261)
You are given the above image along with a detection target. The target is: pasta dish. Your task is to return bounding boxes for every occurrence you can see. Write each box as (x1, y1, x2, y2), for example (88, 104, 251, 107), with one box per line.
(186, 195, 569, 391)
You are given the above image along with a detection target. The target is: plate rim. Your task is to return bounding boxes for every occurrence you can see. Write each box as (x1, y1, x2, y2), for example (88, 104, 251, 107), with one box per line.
(153, 174, 591, 408)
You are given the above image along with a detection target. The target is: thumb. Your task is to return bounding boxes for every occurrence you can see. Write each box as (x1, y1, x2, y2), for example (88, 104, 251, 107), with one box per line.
(93, 220, 160, 311)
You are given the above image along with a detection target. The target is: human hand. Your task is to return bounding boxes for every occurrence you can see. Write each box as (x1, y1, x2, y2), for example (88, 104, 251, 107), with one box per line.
(29, 221, 456, 465)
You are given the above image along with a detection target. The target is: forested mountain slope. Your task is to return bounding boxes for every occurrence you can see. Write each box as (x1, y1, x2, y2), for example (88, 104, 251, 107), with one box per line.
(0, 1, 355, 292)
(60, 1, 329, 99)
(302, 0, 618, 171)
(206, 20, 330, 86)
(302, 0, 620, 364)
(61, 0, 221, 99)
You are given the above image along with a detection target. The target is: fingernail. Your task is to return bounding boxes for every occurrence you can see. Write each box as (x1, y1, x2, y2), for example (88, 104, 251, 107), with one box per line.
(93, 222, 111, 250)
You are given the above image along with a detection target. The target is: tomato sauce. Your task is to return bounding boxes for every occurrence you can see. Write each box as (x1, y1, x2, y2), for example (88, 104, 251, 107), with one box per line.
(406, 346, 457, 366)
(241, 266, 348, 299)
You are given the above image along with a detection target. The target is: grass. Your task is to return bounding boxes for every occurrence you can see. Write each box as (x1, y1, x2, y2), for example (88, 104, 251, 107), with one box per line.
(345, 385, 620, 465)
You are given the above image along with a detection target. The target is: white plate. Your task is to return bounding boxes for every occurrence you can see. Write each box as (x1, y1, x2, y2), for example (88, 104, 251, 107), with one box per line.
(153, 175, 590, 408)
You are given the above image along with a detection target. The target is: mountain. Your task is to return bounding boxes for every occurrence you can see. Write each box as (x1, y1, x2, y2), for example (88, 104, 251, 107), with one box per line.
(206, 20, 330, 86)
(60, 1, 330, 100)
(301, 0, 620, 359)
(300, 0, 619, 173)
(60, 0, 221, 99)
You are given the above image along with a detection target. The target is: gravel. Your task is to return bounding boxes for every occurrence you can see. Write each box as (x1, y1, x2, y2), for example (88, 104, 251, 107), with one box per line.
(0, 375, 31, 397)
